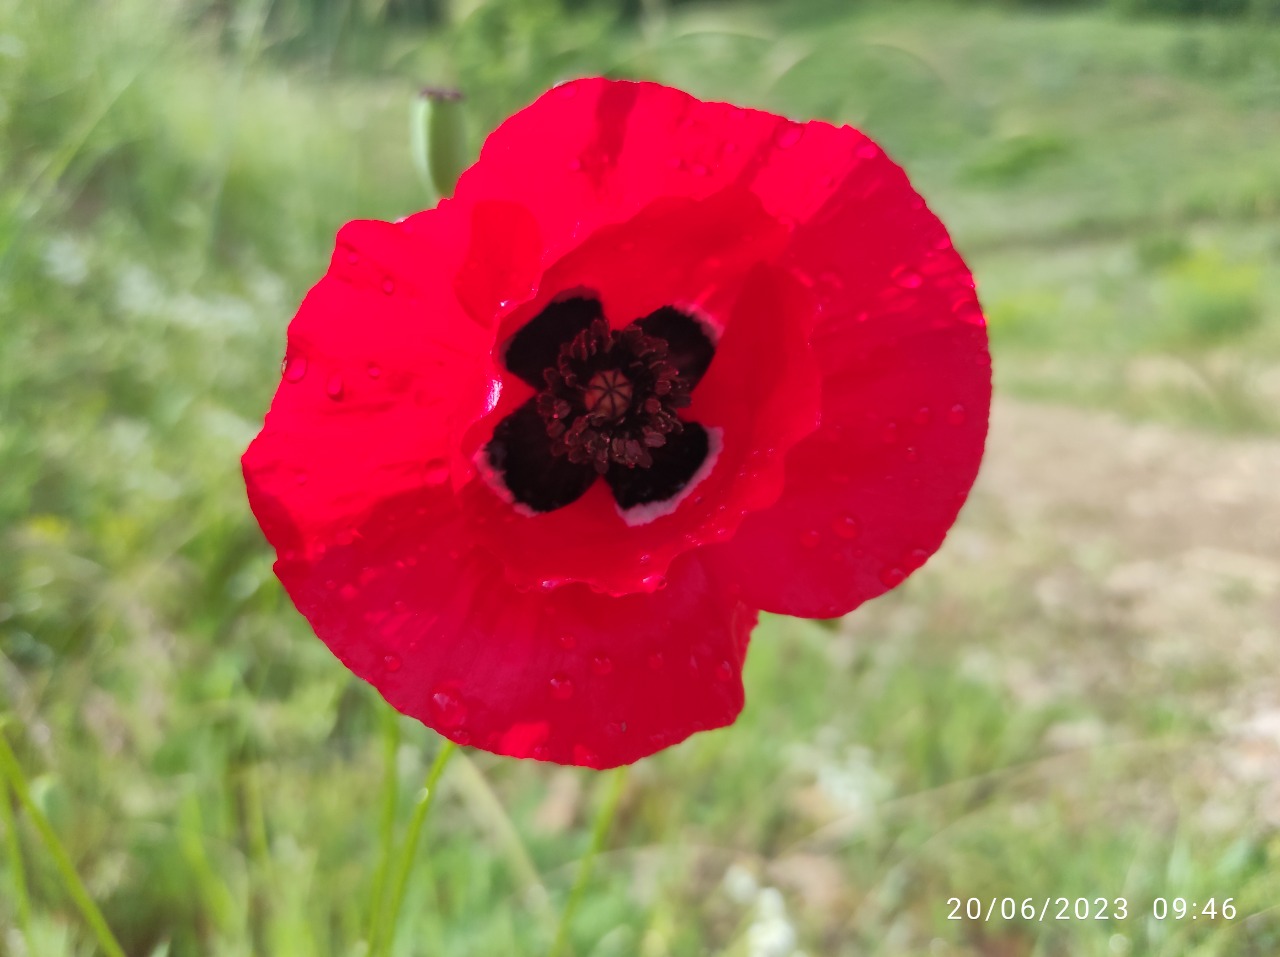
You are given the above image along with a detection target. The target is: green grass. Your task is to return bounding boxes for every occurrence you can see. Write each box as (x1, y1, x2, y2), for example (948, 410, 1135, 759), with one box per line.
(2, 0, 1280, 954)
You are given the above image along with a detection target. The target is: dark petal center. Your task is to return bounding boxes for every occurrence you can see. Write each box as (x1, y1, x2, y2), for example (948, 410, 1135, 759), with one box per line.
(487, 300, 717, 514)
(501, 296, 603, 388)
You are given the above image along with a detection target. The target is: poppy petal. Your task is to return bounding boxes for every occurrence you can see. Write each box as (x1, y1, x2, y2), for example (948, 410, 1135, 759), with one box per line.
(243, 217, 494, 557)
(270, 487, 754, 768)
(707, 156, 990, 617)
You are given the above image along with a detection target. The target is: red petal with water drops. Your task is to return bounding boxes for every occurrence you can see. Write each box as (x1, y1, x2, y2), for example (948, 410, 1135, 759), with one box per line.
(243, 216, 494, 560)
(706, 147, 990, 618)
(272, 485, 754, 768)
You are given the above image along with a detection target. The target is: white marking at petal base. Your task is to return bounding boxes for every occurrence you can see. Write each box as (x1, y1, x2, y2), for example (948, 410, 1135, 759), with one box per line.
(618, 426, 723, 527)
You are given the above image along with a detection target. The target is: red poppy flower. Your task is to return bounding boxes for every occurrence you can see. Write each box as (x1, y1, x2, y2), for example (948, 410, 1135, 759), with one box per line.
(243, 78, 990, 768)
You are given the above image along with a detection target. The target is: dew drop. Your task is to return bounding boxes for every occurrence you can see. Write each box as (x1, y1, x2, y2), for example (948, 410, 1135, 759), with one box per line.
(642, 574, 667, 590)
(909, 548, 930, 567)
(638, 553, 652, 567)
(431, 690, 467, 728)
(855, 141, 880, 160)
(913, 406, 931, 426)
(715, 660, 734, 682)
(880, 566, 906, 588)
(567, 157, 582, 171)
(691, 162, 710, 177)
(947, 403, 967, 426)
(775, 123, 803, 149)
(799, 529, 821, 549)
(454, 729, 472, 746)
(881, 422, 899, 444)
(894, 267, 923, 289)
(346, 251, 359, 265)
(557, 634, 577, 651)
(590, 655, 614, 676)
(367, 363, 381, 379)
(381, 278, 395, 296)
(647, 653, 664, 670)
(326, 374, 345, 400)
(550, 675, 574, 700)
(295, 471, 308, 486)
(338, 584, 358, 601)
(905, 446, 919, 463)
(832, 515, 860, 540)
(383, 654, 401, 673)
(283, 355, 308, 382)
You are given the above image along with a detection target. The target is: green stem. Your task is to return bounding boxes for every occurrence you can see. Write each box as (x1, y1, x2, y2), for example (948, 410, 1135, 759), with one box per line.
(548, 767, 629, 957)
(365, 708, 402, 951)
(1, 771, 32, 946)
(374, 739, 457, 957)
(0, 729, 126, 957)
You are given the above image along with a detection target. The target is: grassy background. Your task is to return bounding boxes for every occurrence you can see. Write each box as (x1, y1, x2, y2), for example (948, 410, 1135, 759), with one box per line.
(2, 0, 1280, 954)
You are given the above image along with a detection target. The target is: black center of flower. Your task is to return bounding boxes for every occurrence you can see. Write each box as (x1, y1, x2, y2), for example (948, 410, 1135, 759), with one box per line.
(486, 296, 717, 514)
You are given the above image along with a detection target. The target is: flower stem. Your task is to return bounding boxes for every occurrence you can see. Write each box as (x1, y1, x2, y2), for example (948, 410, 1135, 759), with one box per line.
(372, 739, 457, 957)
(0, 727, 126, 957)
(548, 766, 629, 957)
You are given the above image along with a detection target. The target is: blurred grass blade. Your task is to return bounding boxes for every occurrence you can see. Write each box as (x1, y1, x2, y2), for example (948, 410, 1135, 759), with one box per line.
(372, 739, 457, 957)
(411, 88, 468, 201)
(548, 767, 628, 957)
(450, 750, 554, 924)
(1, 769, 33, 948)
(364, 706, 402, 949)
(0, 727, 127, 957)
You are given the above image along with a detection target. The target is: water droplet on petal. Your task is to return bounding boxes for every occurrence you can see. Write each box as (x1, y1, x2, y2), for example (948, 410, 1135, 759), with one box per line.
(832, 516, 860, 540)
(775, 122, 803, 149)
(591, 655, 613, 676)
(913, 406, 931, 426)
(557, 634, 577, 651)
(881, 422, 899, 444)
(431, 690, 467, 728)
(381, 279, 395, 296)
(338, 584, 358, 601)
(294, 471, 308, 486)
(346, 251, 359, 265)
(366, 363, 381, 379)
(550, 675, 574, 700)
(383, 654, 401, 672)
(855, 141, 880, 160)
(894, 266, 923, 289)
(799, 529, 821, 549)
(326, 374, 344, 400)
(642, 574, 667, 590)
(283, 356, 307, 382)
(691, 162, 710, 177)
(567, 157, 582, 171)
(715, 660, 734, 682)
(647, 653, 664, 670)
(947, 404, 967, 425)
(880, 566, 906, 588)
(905, 446, 919, 463)
(638, 553, 652, 566)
